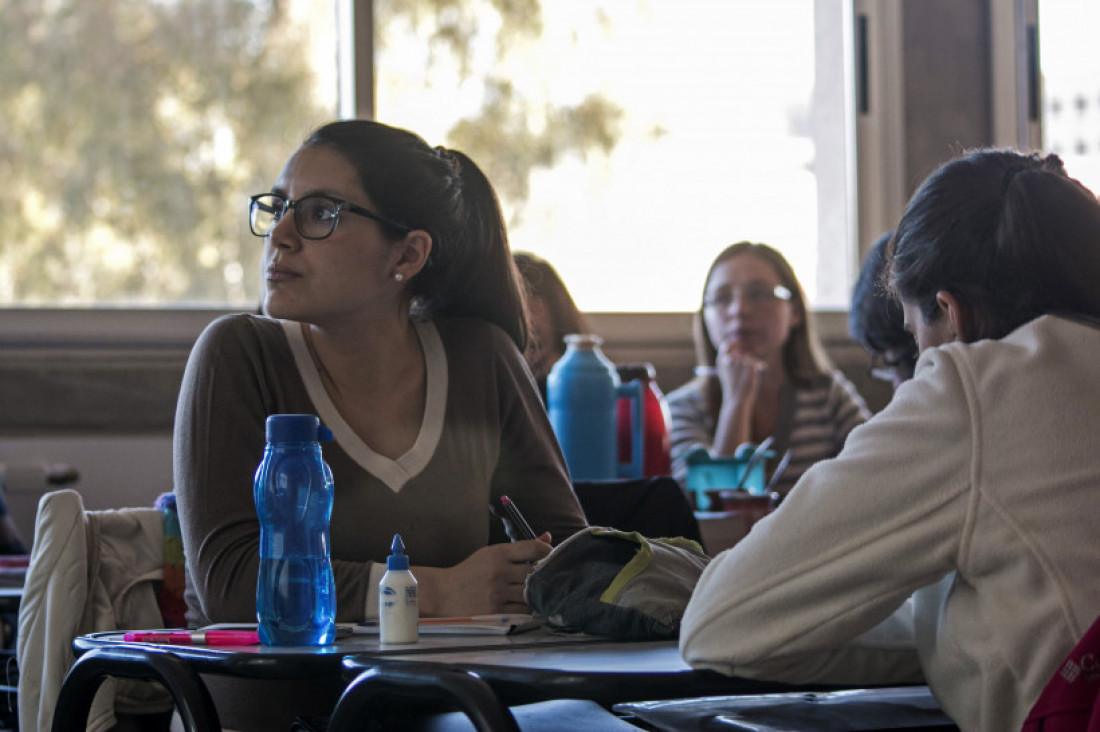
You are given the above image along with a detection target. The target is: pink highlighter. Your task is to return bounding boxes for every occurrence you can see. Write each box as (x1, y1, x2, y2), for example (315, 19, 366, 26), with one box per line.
(122, 630, 260, 646)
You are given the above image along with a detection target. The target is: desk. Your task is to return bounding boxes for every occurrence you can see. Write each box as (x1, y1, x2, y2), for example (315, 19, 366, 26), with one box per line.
(71, 626, 604, 681)
(64, 628, 828, 732)
(61, 627, 626, 731)
(342, 639, 816, 707)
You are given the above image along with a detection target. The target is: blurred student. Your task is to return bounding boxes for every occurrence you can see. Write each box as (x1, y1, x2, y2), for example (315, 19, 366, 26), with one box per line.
(666, 242, 870, 494)
(849, 231, 918, 389)
(681, 149, 1100, 731)
(513, 251, 591, 398)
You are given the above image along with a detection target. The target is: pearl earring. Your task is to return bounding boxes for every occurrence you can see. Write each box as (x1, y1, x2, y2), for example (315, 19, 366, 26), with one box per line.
(393, 272, 404, 282)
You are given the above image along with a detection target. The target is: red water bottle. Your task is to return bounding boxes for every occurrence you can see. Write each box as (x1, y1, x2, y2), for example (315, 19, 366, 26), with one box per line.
(617, 363, 672, 477)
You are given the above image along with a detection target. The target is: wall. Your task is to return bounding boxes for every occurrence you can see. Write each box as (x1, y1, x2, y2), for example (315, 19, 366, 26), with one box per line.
(0, 309, 887, 541)
(0, 437, 174, 552)
(0, 308, 205, 539)
(0, 0, 1002, 540)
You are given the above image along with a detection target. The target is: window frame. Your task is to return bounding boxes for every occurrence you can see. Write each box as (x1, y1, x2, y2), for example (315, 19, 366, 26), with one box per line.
(0, 0, 1039, 344)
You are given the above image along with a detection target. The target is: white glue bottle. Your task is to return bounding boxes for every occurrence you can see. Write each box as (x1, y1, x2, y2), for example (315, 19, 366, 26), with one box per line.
(379, 533, 418, 644)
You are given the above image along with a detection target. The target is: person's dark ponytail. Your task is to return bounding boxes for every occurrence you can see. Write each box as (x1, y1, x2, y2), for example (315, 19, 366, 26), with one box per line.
(891, 148, 1100, 341)
(411, 148, 528, 350)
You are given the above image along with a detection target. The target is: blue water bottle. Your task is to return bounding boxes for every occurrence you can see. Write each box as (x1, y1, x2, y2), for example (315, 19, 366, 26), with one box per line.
(547, 334, 643, 480)
(254, 414, 336, 646)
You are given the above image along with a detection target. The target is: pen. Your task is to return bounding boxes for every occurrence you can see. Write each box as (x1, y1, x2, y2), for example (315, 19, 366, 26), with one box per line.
(122, 630, 261, 646)
(500, 495, 537, 541)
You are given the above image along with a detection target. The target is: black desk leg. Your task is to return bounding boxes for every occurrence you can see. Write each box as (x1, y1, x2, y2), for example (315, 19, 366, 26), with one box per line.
(328, 665, 520, 732)
(52, 646, 221, 732)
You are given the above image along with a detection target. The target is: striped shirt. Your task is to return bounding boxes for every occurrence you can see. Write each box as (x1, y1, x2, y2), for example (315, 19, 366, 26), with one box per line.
(666, 371, 870, 495)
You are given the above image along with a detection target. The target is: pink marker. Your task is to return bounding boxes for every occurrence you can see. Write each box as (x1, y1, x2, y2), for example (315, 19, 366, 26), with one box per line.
(122, 630, 260, 646)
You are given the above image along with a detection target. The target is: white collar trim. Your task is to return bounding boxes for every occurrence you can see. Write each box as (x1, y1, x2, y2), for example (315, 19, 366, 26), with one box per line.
(282, 319, 447, 493)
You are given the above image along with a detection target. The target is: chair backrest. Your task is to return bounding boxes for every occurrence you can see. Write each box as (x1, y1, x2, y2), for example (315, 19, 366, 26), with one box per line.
(573, 477, 702, 545)
(17, 489, 173, 731)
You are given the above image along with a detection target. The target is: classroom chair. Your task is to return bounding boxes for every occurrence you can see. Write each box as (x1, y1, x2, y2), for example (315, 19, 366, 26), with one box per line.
(17, 488, 179, 731)
(328, 663, 642, 731)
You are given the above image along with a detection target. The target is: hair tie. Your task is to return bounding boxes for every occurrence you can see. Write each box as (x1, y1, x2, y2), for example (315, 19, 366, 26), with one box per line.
(1040, 152, 1066, 174)
(434, 145, 458, 169)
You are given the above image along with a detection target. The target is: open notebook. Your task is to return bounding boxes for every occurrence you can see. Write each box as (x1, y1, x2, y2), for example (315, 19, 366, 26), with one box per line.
(201, 614, 542, 638)
(348, 614, 542, 636)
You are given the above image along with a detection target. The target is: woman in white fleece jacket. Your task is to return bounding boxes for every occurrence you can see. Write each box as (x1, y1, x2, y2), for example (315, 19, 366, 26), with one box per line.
(680, 148, 1100, 732)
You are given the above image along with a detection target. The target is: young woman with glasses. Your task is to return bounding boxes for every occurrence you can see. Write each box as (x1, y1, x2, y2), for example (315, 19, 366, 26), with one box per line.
(665, 241, 870, 496)
(681, 150, 1100, 731)
(174, 120, 587, 728)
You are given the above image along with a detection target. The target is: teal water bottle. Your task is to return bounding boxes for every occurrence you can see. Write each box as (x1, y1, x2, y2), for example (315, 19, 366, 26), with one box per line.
(254, 414, 336, 646)
(547, 334, 643, 480)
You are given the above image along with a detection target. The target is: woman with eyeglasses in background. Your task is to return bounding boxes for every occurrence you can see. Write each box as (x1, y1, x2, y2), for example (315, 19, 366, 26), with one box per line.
(174, 120, 587, 729)
(666, 241, 870, 496)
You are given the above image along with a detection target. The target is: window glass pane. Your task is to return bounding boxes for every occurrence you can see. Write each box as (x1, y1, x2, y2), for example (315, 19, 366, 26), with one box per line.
(1040, 0, 1100, 195)
(376, 0, 823, 312)
(1, 0, 337, 307)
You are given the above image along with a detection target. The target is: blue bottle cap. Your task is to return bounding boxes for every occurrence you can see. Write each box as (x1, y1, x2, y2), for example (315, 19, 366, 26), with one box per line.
(387, 533, 409, 570)
(265, 414, 334, 443)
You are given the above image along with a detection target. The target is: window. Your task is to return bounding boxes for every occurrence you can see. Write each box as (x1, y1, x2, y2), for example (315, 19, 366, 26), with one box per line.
(376, 0, 845, 312)
(2, 0, 849, 312)
(1040, 0, 1100, 195)
(0, 0, 337, 307)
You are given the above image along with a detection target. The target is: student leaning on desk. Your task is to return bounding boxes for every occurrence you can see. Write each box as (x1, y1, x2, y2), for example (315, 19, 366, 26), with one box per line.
(679, 148, 1100, 732)
(665, 241, 871, 496)
(173, 120, 587, 729)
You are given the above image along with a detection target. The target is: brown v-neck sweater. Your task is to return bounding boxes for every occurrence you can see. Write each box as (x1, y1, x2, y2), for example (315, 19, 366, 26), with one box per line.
(174, 313, 586, 626)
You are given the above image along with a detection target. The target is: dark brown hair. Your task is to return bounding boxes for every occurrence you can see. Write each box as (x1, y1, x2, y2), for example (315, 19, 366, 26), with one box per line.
(891, 148, 1100, 340)
(513, 251, 590, 362)
(302, 120, 528, 349)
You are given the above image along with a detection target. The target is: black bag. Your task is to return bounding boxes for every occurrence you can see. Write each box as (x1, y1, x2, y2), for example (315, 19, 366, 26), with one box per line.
(524, 527, 709, 640)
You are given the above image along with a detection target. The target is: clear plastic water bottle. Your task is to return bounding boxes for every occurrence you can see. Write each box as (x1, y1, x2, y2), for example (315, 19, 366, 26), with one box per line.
(254, 414, 336, 646)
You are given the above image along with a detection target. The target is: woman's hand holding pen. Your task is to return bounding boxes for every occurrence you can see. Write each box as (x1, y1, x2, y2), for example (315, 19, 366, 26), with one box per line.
(414, 536, 552, 616)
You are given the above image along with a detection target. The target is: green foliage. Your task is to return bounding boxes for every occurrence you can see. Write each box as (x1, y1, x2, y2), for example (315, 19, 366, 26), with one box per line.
(1, 0, 623, 305)
(0, 0, 328, 304)
(448, 79, 622, 205)
(379, 0, 543, 76)
(376, 0, 624, 227)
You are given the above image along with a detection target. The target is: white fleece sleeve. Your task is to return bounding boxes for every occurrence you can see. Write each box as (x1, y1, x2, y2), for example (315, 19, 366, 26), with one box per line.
(679, 351, 972, 686)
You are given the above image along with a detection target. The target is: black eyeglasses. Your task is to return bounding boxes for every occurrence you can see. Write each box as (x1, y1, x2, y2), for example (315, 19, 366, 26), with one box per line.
(703, 284, 793, 310)
(869, 344, 918, 383)
(248, 193, 413, 240)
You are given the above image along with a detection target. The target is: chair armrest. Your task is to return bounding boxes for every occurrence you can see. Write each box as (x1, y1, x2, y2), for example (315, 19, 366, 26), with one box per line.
(328, 664, 519, 732)
(51, 646, 220, 732)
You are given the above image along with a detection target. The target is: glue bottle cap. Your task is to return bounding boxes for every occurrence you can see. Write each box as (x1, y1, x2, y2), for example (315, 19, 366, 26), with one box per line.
(387, 533, 409, 570)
